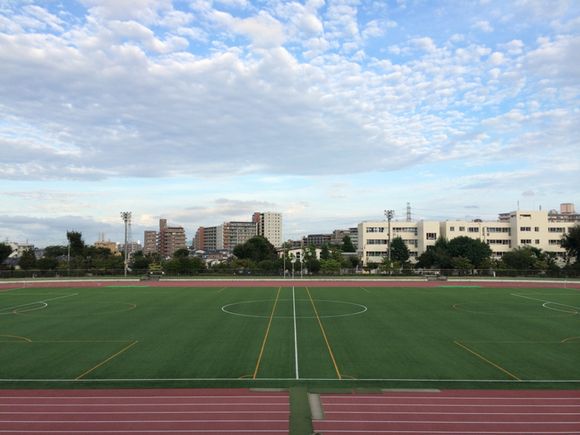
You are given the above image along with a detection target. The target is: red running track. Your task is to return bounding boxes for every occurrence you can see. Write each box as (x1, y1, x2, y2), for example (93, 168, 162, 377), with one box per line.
(0, 388, 289, 434)
(313, 389, 580, 434)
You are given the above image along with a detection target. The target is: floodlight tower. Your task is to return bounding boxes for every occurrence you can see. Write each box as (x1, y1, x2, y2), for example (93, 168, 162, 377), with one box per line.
(120, 212, 132, 277)
(384, 209, 394, 265)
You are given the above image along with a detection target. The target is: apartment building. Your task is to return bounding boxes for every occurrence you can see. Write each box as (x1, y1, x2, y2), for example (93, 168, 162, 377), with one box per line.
(194, 226, 218, 252)
(222, 221, 257, 251)
(358, 204, 579, 266)
(157, 219, 187, 258)
(143, 230, 158, 255)
(253, 212, 283, 248)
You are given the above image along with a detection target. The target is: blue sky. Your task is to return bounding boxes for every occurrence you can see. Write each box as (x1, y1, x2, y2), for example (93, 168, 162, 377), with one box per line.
(1, 0, 579, 247)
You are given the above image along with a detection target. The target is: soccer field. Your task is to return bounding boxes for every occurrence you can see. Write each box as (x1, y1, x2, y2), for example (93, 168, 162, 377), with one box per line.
(1, 283, 579, 389)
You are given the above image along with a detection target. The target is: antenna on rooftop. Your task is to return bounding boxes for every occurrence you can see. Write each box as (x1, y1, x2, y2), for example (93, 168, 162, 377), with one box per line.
(406, 202, 412, 222)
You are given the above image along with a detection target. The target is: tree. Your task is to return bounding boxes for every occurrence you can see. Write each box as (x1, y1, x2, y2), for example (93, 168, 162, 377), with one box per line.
(447, 236, 492, 268)
(173, 248, 190, 259)
(561, 225, 580, 263)
(320, 258, 341, 274)
(450, 256, 473, 274)
(130, 251, 151, 270)
(233, 236, 278, 263)
(66, 231, 85, 257)
(43, 245, 67, 258)
(18, 248, 37, 270)
(0, 243, 12, 265)
(416, 238, 452, 269)
(320, 244, 331, 260)
(501, 247, 547, 271)
(36, 257, 59, 270)
(341, 235, 356, 253)
(390, 237, 410, 264)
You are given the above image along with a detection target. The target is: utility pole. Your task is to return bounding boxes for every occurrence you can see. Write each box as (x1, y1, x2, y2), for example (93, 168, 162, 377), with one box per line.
(384, 210, 394, 265)
(120, 212, 132, 277)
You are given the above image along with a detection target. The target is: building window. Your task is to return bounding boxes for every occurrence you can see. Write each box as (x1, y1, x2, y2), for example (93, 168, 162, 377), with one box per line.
(548, 227, 565, 233)
(535, 240, 540, 244)
(520, 227, 531, 232)
(534, 227, 540, 232)
(426, 232, 437, 240)
(549, 240, 561, 246)
(366, 227, 385, 233)
(468, 227, 479, 233)
(521, 239, 532, 245)
(459, 226, 465, 231)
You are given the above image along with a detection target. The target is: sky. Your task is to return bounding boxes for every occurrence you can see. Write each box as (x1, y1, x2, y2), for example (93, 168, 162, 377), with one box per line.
(1, 0, 579, 247)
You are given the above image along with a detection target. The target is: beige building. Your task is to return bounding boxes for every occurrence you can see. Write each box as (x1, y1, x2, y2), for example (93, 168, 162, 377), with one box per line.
(358, 204, 579, 266)
(253, 212, 283, 247)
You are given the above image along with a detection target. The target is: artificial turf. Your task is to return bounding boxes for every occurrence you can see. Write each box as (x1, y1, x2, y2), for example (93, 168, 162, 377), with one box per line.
(0, 284, 578, 389)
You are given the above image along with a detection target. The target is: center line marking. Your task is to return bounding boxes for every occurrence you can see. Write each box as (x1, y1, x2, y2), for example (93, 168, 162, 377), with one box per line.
(293, 286, 299, 379)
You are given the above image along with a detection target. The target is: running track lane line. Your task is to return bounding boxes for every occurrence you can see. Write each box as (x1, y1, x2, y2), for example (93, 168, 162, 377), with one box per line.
(0, 389, 290, 434)
(313, 390, 580, 434)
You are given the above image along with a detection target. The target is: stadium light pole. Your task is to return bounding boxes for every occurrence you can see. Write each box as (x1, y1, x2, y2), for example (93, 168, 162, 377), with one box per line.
(120, 212, 132, 277)
(385, 209, 394, 266)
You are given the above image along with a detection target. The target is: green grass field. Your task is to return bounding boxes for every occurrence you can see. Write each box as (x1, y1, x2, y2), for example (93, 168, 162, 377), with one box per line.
(0, 284, 579, 389)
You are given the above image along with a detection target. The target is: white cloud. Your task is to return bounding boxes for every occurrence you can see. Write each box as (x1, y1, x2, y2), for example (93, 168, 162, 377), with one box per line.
(473, 20, 493, 32)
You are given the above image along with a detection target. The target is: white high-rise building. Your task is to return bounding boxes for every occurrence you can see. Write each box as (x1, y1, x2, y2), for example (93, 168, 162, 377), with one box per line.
(253, 212, 283, 248)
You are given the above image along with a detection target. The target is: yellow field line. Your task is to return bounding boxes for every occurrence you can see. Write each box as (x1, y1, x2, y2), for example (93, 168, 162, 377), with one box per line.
(252, 287, 281, 379)
(75, 340, 139, 380)
(0, 334, 32, 342)
(306, 287, 342, 380)
(454, 340, 521, 381)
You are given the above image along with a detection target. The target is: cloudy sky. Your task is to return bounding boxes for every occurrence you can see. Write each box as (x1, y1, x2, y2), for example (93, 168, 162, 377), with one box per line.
(1, 0, 579, 247)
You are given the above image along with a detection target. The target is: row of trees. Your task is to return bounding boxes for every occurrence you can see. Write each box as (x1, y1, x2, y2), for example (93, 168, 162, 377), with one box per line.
(2, 226, 580, 276)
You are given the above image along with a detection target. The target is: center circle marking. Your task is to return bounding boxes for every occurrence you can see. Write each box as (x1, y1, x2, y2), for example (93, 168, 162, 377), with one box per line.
(221, 299, 367, 319)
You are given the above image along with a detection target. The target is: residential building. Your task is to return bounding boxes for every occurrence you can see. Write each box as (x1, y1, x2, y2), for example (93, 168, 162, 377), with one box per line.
(157, 218, 187, 258)
(253, 212, 283, 247)
(143, 230, 158, 255)
(194, 226, 218, 252)
(330, 228, 359, 247)
(222, 221, 257, 251)
(358, 203, 579, 266)
(305, 234, 332, 247)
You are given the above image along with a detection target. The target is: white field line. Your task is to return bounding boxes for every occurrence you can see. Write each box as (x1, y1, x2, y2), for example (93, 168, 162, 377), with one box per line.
(293, 286, 299, 379)
(0, 293, 78, 315)
(1, 377, 580, 383)
(512, 293, 579, 313)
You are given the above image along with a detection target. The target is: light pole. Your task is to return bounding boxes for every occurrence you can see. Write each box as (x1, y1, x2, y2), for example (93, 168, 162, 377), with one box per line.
(291, 254, 296, 280)
(120, 212, 132, 277)
(384, 209, 394, 267)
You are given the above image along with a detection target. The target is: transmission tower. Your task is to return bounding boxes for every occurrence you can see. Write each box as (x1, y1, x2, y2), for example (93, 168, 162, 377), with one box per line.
(406, 202, 412, 222)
